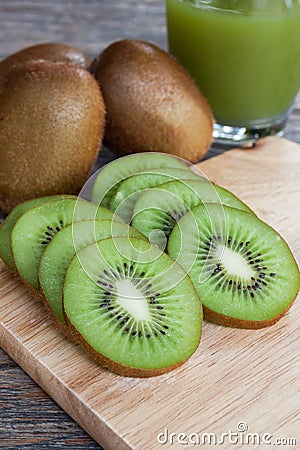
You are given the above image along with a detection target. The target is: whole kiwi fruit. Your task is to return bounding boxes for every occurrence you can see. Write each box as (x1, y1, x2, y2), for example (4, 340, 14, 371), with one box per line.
(0, 42, 90, 78)
(91, 39, 214, 163)
(0, 60, 105, 213)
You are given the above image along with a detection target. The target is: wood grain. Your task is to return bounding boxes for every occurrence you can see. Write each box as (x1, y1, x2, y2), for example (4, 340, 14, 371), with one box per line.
(1, 137, 299, 450)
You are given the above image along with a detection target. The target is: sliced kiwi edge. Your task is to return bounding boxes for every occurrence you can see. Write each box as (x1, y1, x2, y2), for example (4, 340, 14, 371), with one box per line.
(0, 195, 76, 271)
(91, 151, 191, 207)
(62, 236, 202, 377)
(38, 219, 148, 333)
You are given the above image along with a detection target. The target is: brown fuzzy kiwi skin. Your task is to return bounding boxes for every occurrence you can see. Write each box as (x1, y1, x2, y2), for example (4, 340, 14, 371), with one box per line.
(63, 312, 190, 378)
(203, 298, 297, 329)
(0, 42, 90, 78)
(91, 39, 214, 163)
(0, 60, 105, 213)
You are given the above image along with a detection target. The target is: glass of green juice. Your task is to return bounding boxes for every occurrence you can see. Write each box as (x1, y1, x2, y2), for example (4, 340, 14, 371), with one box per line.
(165, 0, 300, 146)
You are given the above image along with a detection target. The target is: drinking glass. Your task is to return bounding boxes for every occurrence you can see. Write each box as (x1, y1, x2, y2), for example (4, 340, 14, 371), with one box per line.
(166, 0, 300, 146)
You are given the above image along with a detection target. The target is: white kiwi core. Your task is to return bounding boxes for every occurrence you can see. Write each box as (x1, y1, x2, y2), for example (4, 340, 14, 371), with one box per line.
(116, 279, 151, 321)
(216, 244, 254, 279)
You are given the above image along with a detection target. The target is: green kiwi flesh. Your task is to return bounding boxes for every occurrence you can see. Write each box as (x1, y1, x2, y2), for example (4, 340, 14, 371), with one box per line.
(168, 203, 300, 328)
(110, 168, 201, 223)
(0, 195, 76, 271)
(63, 236, 202, 377)
(91, 152, 190, 208)
(11, 198, 116, 290)
(39, 219, 146, 326)
(132, 179, 253, 248)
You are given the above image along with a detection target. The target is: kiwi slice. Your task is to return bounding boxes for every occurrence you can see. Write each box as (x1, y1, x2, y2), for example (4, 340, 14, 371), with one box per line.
(39, 219, 146, 326)
(110, 168, 201, 223)
(0, 195, 76, 271)
(168, 203, 300, 328)
(91, 152, 189, 208)
(132, 179, 253, 248)
(63, 236, 202, 377)
(11, 198, 116, 290)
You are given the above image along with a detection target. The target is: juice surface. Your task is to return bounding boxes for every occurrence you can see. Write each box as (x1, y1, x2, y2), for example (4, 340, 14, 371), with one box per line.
(166, 0, 300, 126)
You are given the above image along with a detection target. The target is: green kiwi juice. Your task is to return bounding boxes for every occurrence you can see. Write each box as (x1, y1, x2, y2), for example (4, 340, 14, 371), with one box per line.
(166, 0, 300, 131)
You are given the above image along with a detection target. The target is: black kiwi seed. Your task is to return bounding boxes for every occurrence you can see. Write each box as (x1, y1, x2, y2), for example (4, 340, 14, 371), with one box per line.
(41, 220, 64, 245)
(196, 230, 282, 302)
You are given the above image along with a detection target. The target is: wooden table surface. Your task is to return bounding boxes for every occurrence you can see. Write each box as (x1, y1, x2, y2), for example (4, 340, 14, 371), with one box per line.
(0, 1, 299, 448)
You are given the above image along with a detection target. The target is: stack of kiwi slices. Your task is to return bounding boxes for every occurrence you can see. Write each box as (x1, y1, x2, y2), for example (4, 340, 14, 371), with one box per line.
(90, 152, 299, 330)
(0, 152, 299, 377)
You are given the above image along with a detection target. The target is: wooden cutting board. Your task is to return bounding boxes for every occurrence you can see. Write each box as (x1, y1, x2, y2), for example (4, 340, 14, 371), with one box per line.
(1, 136, 299, 450)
